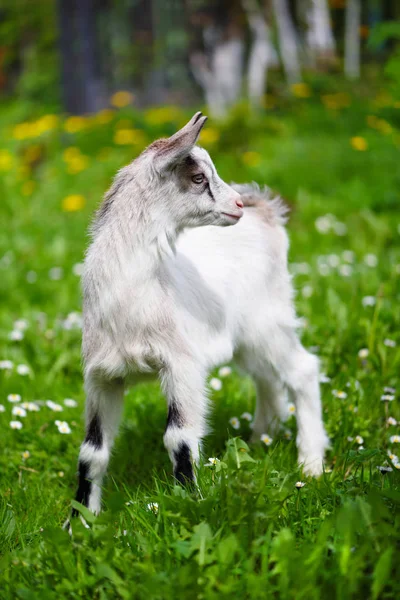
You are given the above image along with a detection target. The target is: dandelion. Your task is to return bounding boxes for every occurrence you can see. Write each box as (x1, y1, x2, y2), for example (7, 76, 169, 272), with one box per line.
(218, 366, 232, 378)
(205, 457, 220, 466)
(9, 330, 24, 341)
(10, 421, 23, 430)
(8, 394, 21, 403)
(364, 253, 378, 267)
(390, 435, 400, 444)
(229, 417, 240, 430)
(209, 377, 222, 391)
(291, 83, 312, 98)
(0, 360, 13, 369)
(377, 466, 393, 474)
(383, 339, 396, 348)
(110, 91, 134, 108)
(358, 348, 369, 359)
(260, 433, 273, 446)
(64, 116, 87, 134)
(62, 194, 85, 212)
(241, 412, 253, 422)
(14, 319, 28, 331)
(64, 398, 78, 408)
(295, 481, 305, 488)
(46, 400, 63, 412)
(48, 267, 63, 280)
(362, 296, 376, 307)
(200, 128, 220, 145)
(384, 386, 396, 394)
(57, 421, 71, 434)
(242, 151, 262, 167)
(350, 137, 368, 151)
(332, 390, 347, 399)
(22, 450, 30, 460)
(288, 403, 296, 414)
(381, 394, 395, 402)
(355, 435, 364, 445)
(387, 417, 397, 426)
(114, 129, 139, 145)
(72, 262, 84, 276)
(16, 364, 30, 376)
(0, 405, 5, 412)
(12, 406, 27, 418)
(0, 149, 14, 171)
(319, 374, 331, 383)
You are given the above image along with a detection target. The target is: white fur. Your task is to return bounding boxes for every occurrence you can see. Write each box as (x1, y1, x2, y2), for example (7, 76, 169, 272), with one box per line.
(75, 114, 328, 516)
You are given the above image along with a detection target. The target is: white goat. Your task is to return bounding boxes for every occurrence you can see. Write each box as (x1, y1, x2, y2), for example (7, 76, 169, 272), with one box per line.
(71, 112, 328, 518)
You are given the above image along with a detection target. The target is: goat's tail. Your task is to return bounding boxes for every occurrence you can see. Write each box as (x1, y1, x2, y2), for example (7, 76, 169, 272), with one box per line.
(230, 182, 289, 226)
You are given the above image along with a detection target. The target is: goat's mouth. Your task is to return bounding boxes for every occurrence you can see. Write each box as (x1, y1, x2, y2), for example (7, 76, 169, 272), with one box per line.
(221, 212, 242, 221)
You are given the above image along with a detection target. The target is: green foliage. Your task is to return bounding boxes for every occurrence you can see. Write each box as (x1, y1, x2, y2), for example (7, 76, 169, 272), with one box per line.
(0, 81, 399, 598)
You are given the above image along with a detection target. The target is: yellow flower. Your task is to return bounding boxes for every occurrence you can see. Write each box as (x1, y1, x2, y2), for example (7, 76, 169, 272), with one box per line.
(62, 194, 85, 212)
(63, 147, 81, 162)
(24, 145, 42, 164)
(22, 181, 36, 196)
(64, 116, 87, 134)
(114, 129, 146, 145)
(144, 106, 182, 125)
(110, 91, 134, 108)
(67, 155, 89, 174)
(242, 151, 261, 167)
(200, 127, 220, 146)
(0, 149, 14, 171)
(35, 115, 58, 135)
(95, 109, 115, 124)
(322, 93, 351, 110)
(375, 119, 392, 135)
(13, 123, 34, 140)
(291, 83, 312, 98)
(350, 136, 368, 151)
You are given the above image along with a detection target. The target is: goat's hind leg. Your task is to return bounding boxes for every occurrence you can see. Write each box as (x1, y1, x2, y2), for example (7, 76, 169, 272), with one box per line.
(70, 374, 124, 523)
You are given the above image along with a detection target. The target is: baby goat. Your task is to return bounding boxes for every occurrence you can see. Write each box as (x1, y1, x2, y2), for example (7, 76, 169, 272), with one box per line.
(72, 112, 328, 517)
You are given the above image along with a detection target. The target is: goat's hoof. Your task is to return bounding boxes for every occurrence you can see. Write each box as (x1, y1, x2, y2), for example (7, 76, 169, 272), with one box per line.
(298, 455, 324, 477)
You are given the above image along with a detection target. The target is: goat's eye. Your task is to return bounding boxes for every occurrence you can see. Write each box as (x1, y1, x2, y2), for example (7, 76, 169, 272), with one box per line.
(191, 174, 204, 184)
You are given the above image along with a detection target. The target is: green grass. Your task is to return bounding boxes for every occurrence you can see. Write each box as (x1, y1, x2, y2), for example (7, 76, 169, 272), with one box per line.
(0, 84, 399, 599)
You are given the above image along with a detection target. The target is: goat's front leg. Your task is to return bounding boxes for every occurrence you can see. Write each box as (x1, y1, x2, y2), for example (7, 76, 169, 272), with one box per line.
(160, 359, 208, 485)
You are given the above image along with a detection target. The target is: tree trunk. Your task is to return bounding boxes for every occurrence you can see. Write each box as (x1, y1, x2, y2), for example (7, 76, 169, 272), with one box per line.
(344, 0, 361, 79)
(306, 0, 336, 68)
(272, 0, 301, 84)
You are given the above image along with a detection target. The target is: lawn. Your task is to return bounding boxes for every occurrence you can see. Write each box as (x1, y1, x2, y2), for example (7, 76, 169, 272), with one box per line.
(0, 82, 399, 599)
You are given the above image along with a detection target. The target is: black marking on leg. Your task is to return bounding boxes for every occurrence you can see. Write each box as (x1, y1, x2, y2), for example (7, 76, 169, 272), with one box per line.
(173, 442, 194, 485)
(72, 460, 91, 517)
(166, 402, 184, 429)
(85, 414, 103, 449)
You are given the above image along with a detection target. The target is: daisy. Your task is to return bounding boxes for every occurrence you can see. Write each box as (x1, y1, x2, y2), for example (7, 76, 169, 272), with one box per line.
(26, 271, 37, 283)
(332, 390, 347, 399)
(49, 267, 63, 280)
(7, 394, 21, 403)
(342, 250, 354, 263)
(14, 319, 28, 331)
(218, 366, 232, 377)
(0, 360, 14, 369)
(315, 216, 332, 234)
(12, 406, 27, 418)
(295, 481, 305, 488)
(229, 417, 240, 430)
(327, 254, 340, 267)
(64, 398, 78, 408)
(390, 435, 400, 444)
(22, 450, 30, 460)
(333, 222, 347, 236)
(288, 403, 296, 414)
(318, 263, 330, 276)
(364, 254, 378, 267)
(209, 378, 222, 391)
(241, 412, 253, 422)
(355, 435, 364, 445)
(0, 405, 5, 412)
(358, 348, 369, 358)
(58, 422, 71, 434)
(301, 285, 313, 298)
(319, 374, 331, 383)
(147, 502, 159, 514)
(383, 339, 396, 348)
(58, 471, 64, 477)
(377, 466, 393, 474)
(387, 451, 399, 464)
(339, 265, 352, 277)
(46, 400, 63, 412)
(362, 296, 376, 307)
(347, 437, 354, 442)
(72, 262, 84, 276)
(260, 433, 273, 446)
(384, 386, 396, 394)
(381, 394, 395, 402)
(16, 364, 30, 376)
(205, 457, 220, 466)
(10, 421, 23, 429)
(283, 429, 292, 440)
(9, 330, 23, 341)
(26, 402, 40, 412)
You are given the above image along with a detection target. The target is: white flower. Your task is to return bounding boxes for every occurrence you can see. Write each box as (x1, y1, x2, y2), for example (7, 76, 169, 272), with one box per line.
(12, 406, 27, 418)
(377, 466, 393, 474)
(362, 296, 376, 307)
(0, 360, 13, 370)
(26, 402, 40, 412)
(218, 366, 232, 378)
(381, 394, 395, 402)
(388, 451, 399, 464)
(301, 285, 313, 298)
(147, 502, 159, 514)
(26, 270, 37, 283)
(390, 435, 400, 444)
(395, 463, 400, 470)
(333, 222, 347, 236)
(9, 330, 23, 341)
(347, 436, 354, 442)
(62, 311, 82, 330)
(383, 339, 396, 348)
(229, 417, 240, 430)
(288, 403, 296, 414)
(240, 412, 253, 422)
(58, 471, 64, 477)
(7, 394, 21, 403)
(283, 429, 292, 440)
(364, 254, 378, 268)
(22, 450, 30, 459)
(291, 262, 311, 275)
(384, 386, 396, 394)
(339, 265, 353, 277)
(64, 398, 78, 408)
(16, 364, 30, 376)
(10, 421, 23, 429)
(327, 254, 340, 268)
(209, 377, 222, 391)
(44, 329, 55, 340)
(318, 263, 330, 276)
(57, 421, 71, 434)
(260, 433, 273, 446)
(0, 405, 5, 412)
(46, 400, 63, 412)
(206, 457, 220, 466)
(387, 417, 397, 426)
(355, 435, 364, 445)
(295, 481, 305, 488)
(358, 446, 364, 451)
(315, 216, 332, 233)
(14, 319, 28, 331)
(324, 467, 333, 473)
(72, 262, 84, 276)
(49, 267, 63, 280)
(332, 390, 347, 399)
(358, 348, 369, 358)
(342, 250, 355, 263)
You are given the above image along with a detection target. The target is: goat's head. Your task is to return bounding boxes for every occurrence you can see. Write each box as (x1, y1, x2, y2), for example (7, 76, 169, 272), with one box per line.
(142, 112, 243, 228)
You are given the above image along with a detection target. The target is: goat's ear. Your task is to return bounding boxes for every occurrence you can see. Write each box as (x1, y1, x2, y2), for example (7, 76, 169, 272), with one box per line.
(152, 112, 207, 173)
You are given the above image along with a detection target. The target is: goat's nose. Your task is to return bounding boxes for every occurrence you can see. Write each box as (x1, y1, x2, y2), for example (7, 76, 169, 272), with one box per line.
(235, 198, 244, 209)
